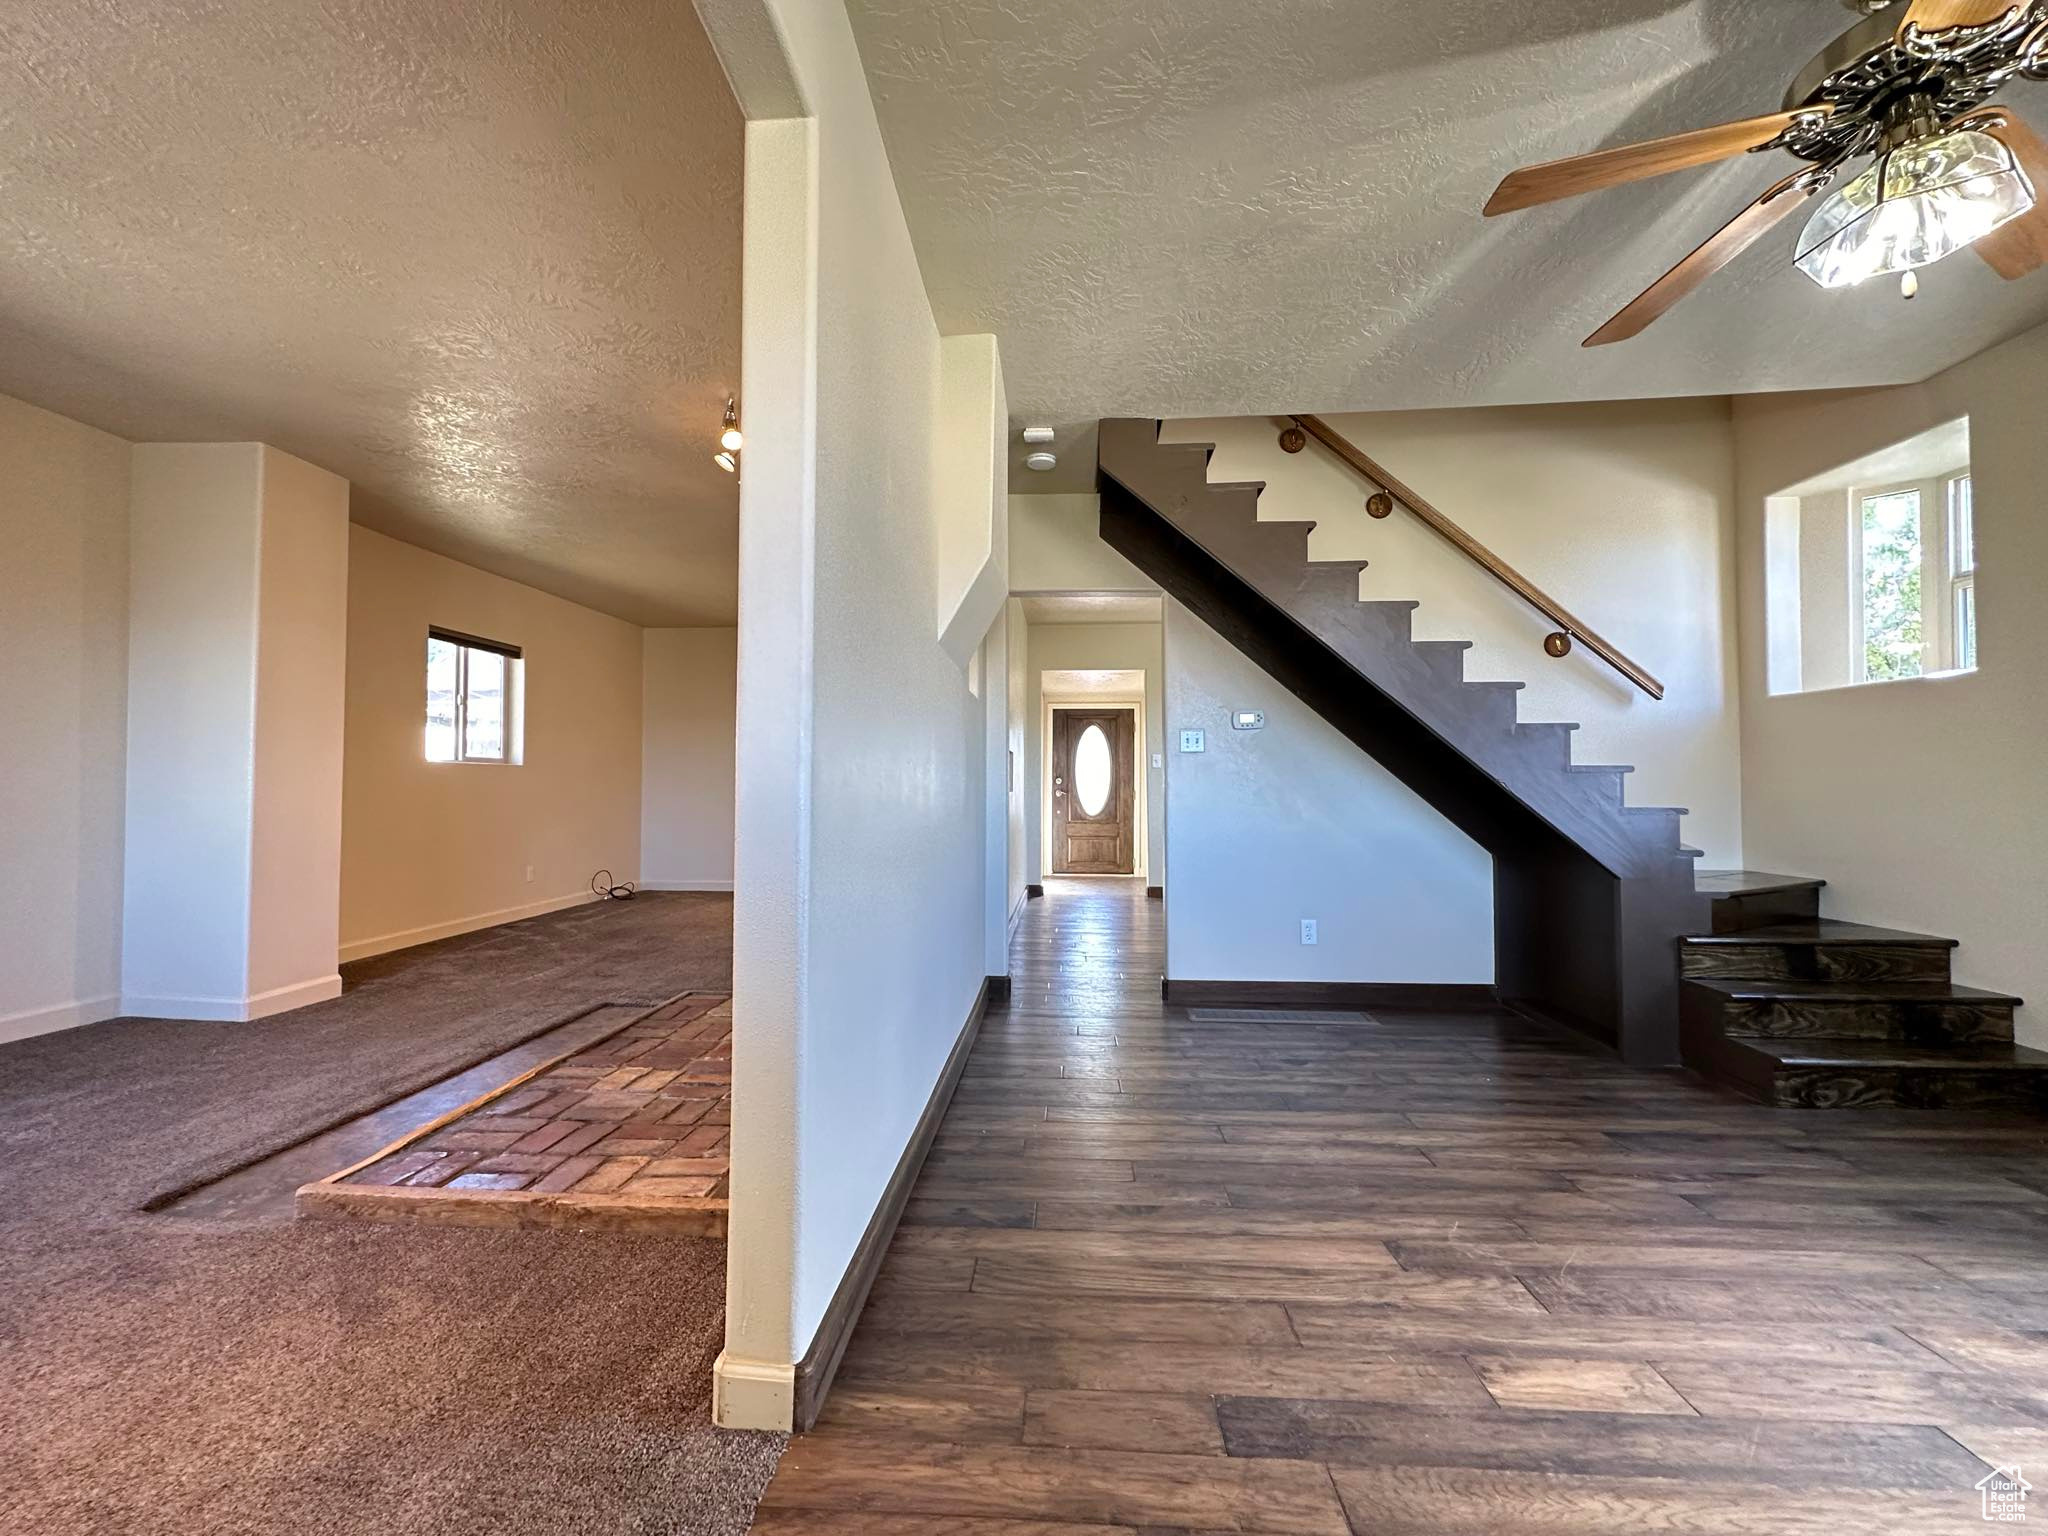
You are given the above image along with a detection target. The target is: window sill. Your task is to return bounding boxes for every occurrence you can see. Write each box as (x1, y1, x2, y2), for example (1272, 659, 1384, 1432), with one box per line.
(1766, 665, 1977, 700)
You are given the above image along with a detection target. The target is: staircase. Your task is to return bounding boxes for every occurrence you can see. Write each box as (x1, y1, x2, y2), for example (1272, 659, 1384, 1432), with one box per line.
(1683, 872, 2045, 1109)
(1097, 418, 2037, 1097)
(1096, 417, 1708, 1066)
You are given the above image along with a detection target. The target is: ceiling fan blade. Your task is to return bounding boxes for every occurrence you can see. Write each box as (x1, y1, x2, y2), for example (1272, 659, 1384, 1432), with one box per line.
(1897, 1, 2026, 38)
(1484, 108, 1830, 217)
(1583, 173, 1822, 347)
(1976, 113, 2048, 278)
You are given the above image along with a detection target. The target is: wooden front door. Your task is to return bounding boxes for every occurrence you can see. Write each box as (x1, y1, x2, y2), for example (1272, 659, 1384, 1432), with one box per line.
(1051, 708, 1135, 875)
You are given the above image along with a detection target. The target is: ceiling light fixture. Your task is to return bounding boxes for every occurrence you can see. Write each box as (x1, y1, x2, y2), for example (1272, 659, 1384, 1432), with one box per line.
(1025, 450, 1057, 472)
(1796, 102, 2036, 289)
(1480, 1, 2048, 344)
(714, 397, 741, 474)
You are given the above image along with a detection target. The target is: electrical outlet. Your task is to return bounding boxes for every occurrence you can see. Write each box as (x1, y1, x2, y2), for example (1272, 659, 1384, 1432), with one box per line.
(1151, 752, 1163, 769)
(524, 864, 535, 884)
(1300, 918, 1318, 946)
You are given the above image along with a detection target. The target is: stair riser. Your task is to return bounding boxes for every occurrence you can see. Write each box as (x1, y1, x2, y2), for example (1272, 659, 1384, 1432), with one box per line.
(1680, 943, 1954, 984)
(1711, 888, 1821, 934)
(1714, 998, 2012, 1045)
(1770, 1067, 2048, 1111)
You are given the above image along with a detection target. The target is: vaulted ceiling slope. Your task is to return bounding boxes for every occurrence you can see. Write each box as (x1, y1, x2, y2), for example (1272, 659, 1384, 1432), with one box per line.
(1, 0, 742, 626)
(846, 0, 2048, 457)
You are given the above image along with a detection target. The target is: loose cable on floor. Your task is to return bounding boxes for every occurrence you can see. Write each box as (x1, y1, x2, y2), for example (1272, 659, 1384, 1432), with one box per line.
(591, 869, 637, 900)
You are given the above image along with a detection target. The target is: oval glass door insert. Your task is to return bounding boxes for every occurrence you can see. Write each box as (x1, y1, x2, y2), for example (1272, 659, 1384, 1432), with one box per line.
(1074, 723, 1112, 816)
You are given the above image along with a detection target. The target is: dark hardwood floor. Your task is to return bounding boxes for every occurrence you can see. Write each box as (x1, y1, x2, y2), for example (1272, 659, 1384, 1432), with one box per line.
(752, 878, 2048, 1534)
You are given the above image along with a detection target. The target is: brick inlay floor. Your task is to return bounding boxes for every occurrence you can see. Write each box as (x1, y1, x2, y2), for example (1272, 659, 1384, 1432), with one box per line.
(300, 994, 730, 1231)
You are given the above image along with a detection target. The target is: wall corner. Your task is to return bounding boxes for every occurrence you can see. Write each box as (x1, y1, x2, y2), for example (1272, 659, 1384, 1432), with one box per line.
(935, 333, 1008, 667)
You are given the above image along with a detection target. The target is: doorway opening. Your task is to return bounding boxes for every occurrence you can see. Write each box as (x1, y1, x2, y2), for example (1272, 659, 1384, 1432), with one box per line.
(1051, 706, 1136, 874)
(1039, 670, 1150, 881)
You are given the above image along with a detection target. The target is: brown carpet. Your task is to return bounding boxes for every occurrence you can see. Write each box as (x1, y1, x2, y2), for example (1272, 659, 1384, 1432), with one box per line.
(0, 894, 786, 1535)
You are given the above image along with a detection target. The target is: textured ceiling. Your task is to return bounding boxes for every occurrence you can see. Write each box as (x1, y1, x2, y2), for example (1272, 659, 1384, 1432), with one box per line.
(1041, 667, 1147, 697)
(1019, 591, 1163, 625)
(847, 0, 2048, 476)
(1, 0, 742, 626)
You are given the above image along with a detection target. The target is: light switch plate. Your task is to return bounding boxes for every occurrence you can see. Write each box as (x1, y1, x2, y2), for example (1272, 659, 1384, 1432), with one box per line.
(1151, 753, 1163, 769)
(1178, 729, 1205, 753)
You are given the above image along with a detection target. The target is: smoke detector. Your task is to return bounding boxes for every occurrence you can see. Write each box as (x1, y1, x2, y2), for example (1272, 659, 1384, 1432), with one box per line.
(1022, 426, 1055, 444)
(1024, 450, 1057, 472)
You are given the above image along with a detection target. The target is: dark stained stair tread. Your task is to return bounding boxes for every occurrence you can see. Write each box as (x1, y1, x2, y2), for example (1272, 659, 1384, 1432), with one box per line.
(1683, 920, 1957, 948)
(1684, 978, 2021, 1006)
(1693, 870, 1826, 899)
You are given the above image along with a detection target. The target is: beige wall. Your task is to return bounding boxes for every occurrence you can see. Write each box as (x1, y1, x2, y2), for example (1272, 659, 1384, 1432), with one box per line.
(0, 393, 131, 1041)
(1732, 319, 2048, 1046)
(247, 449, 351, 1003)
(1165, 598, 1493, 984)
(340, 526, 643, 960)
(1010, 492, 1159, 595)
(641, 627, 737, 891)
(1163, 401, 1744, 864)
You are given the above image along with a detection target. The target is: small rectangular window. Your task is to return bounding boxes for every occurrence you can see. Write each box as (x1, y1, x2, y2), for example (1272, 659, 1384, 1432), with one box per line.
(425, 628, 522, 764)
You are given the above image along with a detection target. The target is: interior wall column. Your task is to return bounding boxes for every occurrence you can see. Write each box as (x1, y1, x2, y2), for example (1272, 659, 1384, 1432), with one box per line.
(121, 443, 349, 1021)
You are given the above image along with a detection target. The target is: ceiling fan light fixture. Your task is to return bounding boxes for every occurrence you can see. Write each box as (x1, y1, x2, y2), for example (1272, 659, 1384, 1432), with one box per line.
(1794, 126, 2035, 288)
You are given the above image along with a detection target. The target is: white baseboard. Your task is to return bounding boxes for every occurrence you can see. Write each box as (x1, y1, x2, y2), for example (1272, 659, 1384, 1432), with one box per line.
(712, 1350, 795, 1431)
(120, 972, 343, 1022)
(0, 992, 122, 1045)
(337, 890, 604, 964)
(244, 974, 344, 1019)
(638, 879, 735, 893)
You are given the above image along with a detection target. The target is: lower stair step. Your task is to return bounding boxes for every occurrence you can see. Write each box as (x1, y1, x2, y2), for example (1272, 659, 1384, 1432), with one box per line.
(1681, 977, 2019, 1045)
(1709, 1036, 2048, 1110)
(1682, 920, 1956, 983)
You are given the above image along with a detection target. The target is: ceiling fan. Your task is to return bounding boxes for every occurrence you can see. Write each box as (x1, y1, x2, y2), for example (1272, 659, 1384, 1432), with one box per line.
(1484, 0, 2048, 345)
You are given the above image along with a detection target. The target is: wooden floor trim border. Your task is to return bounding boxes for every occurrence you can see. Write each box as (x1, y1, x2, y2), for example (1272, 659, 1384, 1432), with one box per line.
(1164, 978, 1498, 1009)
(295, 1181, 728, 1236)
(789, 972, 1001, 1430)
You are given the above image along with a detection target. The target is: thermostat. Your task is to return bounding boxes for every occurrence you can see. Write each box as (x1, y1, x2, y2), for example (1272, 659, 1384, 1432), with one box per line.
(1232, 710, 1264, 731)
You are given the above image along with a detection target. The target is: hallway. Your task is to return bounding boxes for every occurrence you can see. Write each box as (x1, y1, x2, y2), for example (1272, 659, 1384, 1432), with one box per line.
(755, 879, 2048, 1533)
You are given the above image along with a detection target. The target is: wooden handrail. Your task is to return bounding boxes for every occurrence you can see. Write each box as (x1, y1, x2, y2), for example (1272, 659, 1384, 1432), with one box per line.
(1283, 414, 1665, 700)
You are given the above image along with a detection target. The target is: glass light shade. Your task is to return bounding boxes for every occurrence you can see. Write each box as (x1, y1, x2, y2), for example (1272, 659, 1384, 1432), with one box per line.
(720, 426, 744, 452)
(1796, 128, 2035, 289)
(713, 450, 737, 473)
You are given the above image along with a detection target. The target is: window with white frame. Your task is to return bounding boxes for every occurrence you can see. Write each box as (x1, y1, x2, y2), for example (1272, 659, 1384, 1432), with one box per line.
(425, 629, 523, 763)
(1855, 486, 1924, 683)
(1760, 418, 1978, 696)
(1948, 472, 1976, 673)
